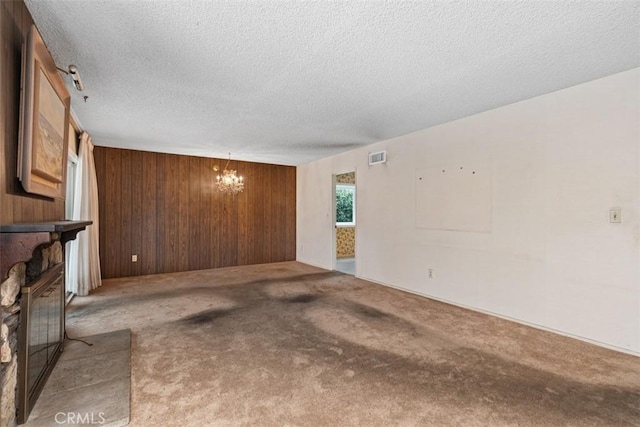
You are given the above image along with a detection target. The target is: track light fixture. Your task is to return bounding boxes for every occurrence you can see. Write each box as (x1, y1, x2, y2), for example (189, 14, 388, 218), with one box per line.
(57, 64, 84, 91)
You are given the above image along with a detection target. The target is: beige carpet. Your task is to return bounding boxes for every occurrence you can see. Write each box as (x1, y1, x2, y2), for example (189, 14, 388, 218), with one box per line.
(66, 261, 640, 426)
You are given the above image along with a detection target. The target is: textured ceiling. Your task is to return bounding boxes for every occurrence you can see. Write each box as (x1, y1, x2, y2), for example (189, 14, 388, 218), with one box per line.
(24, 1, 640, 166)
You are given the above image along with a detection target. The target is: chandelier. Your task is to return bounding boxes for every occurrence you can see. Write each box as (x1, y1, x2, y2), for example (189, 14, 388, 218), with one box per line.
(216, 153, 244, 194)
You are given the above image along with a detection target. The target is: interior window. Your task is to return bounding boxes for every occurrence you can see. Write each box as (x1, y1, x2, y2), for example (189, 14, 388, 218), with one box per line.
(336, 184, 356, 226)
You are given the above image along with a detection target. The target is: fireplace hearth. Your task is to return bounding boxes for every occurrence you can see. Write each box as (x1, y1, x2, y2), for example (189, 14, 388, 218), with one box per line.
(0, 221, 90, 426)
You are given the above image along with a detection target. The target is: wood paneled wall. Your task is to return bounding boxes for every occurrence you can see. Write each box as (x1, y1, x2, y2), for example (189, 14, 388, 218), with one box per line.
(0, 1, 65, 224)
(93, 147, 296, 279)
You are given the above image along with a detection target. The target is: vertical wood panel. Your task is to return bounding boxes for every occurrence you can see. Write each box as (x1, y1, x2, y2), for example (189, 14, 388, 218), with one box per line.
(34, 199, 44, 222)
(0, 1, 12, 224)
(236, 163, 249, 265)
(212, 161, 220, 269)
(120, 150, 132, 277)
(164, 154, 179, 273)
(20, 188, 33, 220)
(274, 165, 287, 261)
(8, 0, 22, 223)
(218, 162, 238, 267)
(272, 165, 281, 262)
(257, 163, 268, 264)
(155, 154, 167, 274)
(178, 155, 190, 271)
(187, 156, 200, 271)
(198, 158, 209, 268)
(94, 147, 296, 278)
(265, 164, 274, 262)
(246, 163, 264, 265)
(52, 197, 64, 222)
(0, 1, 64, 225)
(130, 150, 143, 276)
(104, 149, 122, 279)
(237, 162, 250, 265)
(141, 151, 157, 275)
(196, 158, 211, 269)
(204, 157, 217, 269)
(269, 166, 282, 262)
(285, 167, 296, 260)
(12, 1, 26, 220)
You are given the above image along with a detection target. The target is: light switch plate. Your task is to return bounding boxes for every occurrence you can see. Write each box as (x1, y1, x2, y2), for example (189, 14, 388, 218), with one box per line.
(609, 209, 621, 223)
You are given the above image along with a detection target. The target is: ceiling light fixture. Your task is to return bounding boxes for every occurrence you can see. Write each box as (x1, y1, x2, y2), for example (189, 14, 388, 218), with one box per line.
(56, 64, 84, 91)
(215, 153, 244, 194)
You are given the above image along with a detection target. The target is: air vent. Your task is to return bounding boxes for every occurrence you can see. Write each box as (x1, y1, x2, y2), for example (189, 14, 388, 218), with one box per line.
(368, 150, 387, 165)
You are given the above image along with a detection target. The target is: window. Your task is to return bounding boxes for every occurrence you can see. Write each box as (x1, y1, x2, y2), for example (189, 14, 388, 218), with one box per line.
(65, 154, 78, 219)
(65, 152, 78, 303)
(336, 184, 356, 226)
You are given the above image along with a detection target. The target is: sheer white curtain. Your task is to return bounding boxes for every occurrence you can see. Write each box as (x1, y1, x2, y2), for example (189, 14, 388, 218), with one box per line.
(68, 132, 101, 296)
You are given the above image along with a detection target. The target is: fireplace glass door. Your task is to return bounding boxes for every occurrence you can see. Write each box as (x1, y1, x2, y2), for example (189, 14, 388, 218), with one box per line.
(18, 262, 65, 424)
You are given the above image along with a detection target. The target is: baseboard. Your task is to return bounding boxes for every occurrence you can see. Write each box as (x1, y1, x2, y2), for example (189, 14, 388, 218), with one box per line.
(296, 259, 331, 271)
(357, 274, 640, 358)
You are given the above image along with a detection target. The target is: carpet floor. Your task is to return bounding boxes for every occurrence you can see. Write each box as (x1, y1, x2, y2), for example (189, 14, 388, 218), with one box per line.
(66, 261, 640, 426)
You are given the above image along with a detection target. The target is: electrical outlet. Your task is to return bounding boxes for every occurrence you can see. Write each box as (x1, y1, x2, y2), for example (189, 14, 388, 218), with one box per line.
(428, 269, 434, 279)
(609, 209, 622, 223)
(132, 255, 138, 262)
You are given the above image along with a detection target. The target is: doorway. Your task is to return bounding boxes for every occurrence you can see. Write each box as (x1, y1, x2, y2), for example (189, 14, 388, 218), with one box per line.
(333, 171, 356, 275)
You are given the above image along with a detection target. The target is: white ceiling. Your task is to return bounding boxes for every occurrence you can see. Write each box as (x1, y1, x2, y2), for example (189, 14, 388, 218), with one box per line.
(25, 1, 640, 166)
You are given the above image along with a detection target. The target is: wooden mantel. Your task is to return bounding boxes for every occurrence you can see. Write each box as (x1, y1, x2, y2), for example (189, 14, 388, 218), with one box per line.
(0, 220, 92, 280)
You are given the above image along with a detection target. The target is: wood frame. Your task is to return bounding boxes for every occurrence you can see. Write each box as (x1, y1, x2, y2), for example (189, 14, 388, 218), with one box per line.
(18, 25, 70, 199)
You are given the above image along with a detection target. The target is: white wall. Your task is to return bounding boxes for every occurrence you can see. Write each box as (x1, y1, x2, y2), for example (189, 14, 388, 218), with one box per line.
(297, 68, 640, 354)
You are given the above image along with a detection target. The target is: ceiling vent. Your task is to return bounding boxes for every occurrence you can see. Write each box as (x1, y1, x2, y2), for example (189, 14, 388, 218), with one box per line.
(368, 150, 387, 165)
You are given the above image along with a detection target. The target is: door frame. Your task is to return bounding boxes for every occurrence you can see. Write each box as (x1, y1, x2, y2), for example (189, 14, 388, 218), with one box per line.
(331, 169, 357, 273)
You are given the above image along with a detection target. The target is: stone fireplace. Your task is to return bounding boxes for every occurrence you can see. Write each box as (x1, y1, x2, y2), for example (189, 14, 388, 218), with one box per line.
(0, 221, 90, 426)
